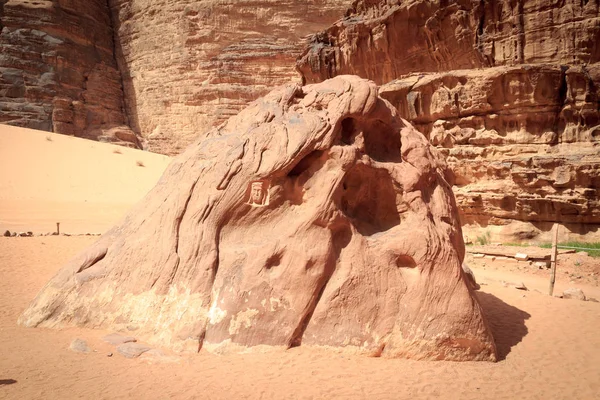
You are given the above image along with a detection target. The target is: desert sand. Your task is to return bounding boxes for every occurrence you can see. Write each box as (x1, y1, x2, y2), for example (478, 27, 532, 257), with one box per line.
(1, 126, 599, 399)
(0, 125, 170, 234)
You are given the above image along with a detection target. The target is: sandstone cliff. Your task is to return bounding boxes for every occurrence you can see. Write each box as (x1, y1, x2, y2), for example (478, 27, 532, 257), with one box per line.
(298, 0, 600, 83)
(108, 0, 351, 154)
(380, 64, 600, 240)
(0, 0, 138, 146)
(297, 0, 600, 242)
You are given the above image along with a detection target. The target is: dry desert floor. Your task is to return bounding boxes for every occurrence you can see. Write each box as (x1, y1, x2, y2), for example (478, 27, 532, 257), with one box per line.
(1, 125, 599, 399)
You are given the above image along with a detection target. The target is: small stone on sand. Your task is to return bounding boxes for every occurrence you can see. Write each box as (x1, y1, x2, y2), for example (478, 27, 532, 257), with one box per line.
(102, 333, 137, 345)
(117, 342, 151, 358)
(562, 288, 586, 301)
(69, 339, 91, 353)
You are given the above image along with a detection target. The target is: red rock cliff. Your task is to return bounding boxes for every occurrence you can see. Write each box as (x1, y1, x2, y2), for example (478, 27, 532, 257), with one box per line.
(0, 0, 139, 146)
(298, 0, 600, 83)
(108, 0, 352, 154)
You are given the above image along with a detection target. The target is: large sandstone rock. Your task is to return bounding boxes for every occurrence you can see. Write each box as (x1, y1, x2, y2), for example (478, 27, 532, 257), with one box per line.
(19, 76, 496, 361)
(297, 0, 600, 84)
(0, 0, 139, 147)
(109, 0, 352, 155)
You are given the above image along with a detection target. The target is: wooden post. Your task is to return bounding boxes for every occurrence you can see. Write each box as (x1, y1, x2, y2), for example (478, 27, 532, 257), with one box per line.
(56, 222, 60, 235)
(548, 223, 559, 296)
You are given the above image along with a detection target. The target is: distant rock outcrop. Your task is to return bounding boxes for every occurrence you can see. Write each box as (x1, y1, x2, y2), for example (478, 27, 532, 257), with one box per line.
(19, 76, 496, 361)
(0, 0, 139, 147)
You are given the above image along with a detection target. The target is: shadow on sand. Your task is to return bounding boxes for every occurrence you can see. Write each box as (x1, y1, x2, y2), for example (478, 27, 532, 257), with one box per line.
(0, 379, 17, 385)
(476, 292, 531, 361)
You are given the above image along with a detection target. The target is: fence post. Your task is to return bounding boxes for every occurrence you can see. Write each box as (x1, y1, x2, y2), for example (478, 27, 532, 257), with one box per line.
(548, 223, 559, 296)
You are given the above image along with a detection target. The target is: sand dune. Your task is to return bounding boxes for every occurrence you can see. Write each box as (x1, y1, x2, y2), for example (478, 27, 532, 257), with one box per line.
(0, 124, 170, 234)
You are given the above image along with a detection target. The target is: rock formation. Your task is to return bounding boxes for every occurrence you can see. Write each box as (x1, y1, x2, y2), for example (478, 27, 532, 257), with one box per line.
(379, 64, 600, 240)
(19, 76, 496, 361)
(297, 0, 600, 242)
(109, 0, 352, 155)
(297, 0, 600, 84)
(0, 0, 139, 147)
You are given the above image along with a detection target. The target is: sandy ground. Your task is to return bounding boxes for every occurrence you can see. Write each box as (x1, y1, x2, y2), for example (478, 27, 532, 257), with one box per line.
(1, 126, 600, 399)
(0, 125, 170, 234)
(1, 237, 599, 399)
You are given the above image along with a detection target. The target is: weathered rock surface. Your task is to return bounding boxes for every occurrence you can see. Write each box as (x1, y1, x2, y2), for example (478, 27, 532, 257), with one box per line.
(19, 76, 496, 361)
(102, 333, 137, 345)
(298, 0, 600, 84)
(297, 1, 600, 243)
(379, 64, 600, 240)
(108, 0, 351, 155)
(0, 0, 139, 147)
(116, 342, 151, 358)
(69, 338, 91, 353)
(462, 263, 479, 291)
(562, 288, 586, 301)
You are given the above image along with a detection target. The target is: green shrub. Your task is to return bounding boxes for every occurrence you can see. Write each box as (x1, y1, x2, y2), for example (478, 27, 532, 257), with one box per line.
(476, 231, 491, 246)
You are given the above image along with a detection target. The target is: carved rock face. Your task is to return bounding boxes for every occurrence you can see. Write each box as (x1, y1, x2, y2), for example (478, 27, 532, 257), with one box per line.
(20, 76, 496, 361)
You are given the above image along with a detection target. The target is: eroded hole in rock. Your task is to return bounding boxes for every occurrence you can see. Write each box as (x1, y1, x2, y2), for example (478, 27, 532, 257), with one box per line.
(264, 253, 281, 270)
(363, 120, 402, 162)
(341, 117, 356, 145)
(340, 118, 402, 162)
(339, 164, 401, 235)
(290, 88, 306, 104)
(288, 150, 324, 177)
(396, 255, 416, 269)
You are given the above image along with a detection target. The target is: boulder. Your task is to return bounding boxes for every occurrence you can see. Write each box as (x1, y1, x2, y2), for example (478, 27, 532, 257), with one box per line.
(117, 343, 151, 359)
(69, 339, 91, 354)
(102, 333, 137, 346)
(19, 76, 496, 361)
(514, 253, 529, 261)
(562, 288, 586, 301)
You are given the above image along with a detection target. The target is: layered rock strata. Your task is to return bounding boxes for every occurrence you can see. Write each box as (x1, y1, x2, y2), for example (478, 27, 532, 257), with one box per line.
(0, 0, 138, 146)
(379, 64, 600, 240)
(297, 0, 600, 242)
(20, 76, 497, 361)
(108, 0, 351, 155)
(298, 0, 600, 84)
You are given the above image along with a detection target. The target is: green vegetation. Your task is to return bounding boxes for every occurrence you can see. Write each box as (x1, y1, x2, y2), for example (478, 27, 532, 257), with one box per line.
(493, 241, 600, 258)
(476, 231, 491, 246)
(539, 242, 600, 258)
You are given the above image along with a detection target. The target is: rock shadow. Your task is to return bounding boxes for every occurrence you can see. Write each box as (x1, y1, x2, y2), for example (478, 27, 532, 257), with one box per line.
(476, 292, 531, 361)
(0, 379, 17, 385)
